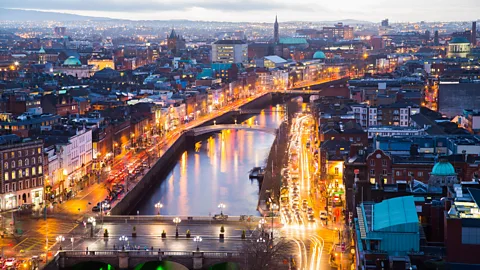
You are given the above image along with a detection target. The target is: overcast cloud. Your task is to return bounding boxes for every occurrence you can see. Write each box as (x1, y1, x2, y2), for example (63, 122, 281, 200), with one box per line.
(1, 0, 479, 22)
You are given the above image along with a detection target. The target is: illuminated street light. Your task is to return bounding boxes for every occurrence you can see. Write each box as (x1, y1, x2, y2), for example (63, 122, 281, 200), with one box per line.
(173, 217, 181, 238)
(218, 203, 226, 215)
(56, 235, 65, 250)
(258, 218, 266, 233)
(155, 202, 163, 215)
(193, 236, 203, 251)
(119, 235, 128, 250)
(270, 203, 279, 239)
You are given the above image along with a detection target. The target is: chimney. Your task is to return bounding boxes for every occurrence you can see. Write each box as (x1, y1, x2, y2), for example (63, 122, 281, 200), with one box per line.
(472, 21, 477, 47)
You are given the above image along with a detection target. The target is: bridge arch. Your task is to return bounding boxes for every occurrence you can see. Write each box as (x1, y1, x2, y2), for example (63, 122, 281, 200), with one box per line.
(189, 124, 277, 136)
(70, 261, 116, 270)
(134, 260, 188, 270)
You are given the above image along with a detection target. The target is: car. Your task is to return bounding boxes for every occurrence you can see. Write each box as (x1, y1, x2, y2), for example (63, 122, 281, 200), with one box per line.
(91, 205, 100, 212)
(213, 214, 228, 221)
(307, 207, 313, 215)
(319, 210, 328, 221)
(4, 258, 15, 267)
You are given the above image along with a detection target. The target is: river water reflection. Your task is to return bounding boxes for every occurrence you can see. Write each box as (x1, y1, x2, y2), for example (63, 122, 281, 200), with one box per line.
(135, 108, 285, 216)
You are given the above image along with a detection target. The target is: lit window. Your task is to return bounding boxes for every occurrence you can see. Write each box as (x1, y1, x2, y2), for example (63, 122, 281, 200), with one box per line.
(3, 162, 7, 169)
(38, 166, 42, 174)
(11, 171, 15, 180)
(4, 172, 8, 181)
(32, 167, 36, 176)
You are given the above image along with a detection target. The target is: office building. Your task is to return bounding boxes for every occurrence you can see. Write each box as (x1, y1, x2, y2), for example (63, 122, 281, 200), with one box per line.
(211, 40, 248, 64)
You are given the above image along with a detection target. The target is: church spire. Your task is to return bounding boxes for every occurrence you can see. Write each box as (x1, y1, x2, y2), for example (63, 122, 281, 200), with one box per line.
(274, 15, 279, 44)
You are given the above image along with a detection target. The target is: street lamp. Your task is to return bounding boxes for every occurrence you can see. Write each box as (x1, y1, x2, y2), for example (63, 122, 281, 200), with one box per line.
(218, 203, 226, 216)
(256, 237, 266, 243)
(270, 203, 278, 239)
(173, 217, 181, 238)
(193, 236, 203, 251)
(155, 202, 163, 216)
(258, 218, 266, 234)
(70, 237, 74, 250)
(56, 235, 65, 250)
(119, 235, 128, 250)
(87, 217, 96, 238)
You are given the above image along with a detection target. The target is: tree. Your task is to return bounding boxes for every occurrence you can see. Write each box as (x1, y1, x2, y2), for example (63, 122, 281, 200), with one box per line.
(241, 235, 293, 270)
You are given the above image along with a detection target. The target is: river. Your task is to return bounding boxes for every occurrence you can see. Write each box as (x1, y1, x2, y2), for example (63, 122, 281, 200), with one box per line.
(134, 105, 286, 216)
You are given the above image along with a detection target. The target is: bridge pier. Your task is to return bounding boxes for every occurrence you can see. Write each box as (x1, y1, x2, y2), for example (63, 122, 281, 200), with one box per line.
(119, 251, 129, 269)
(193, 251, 203, 269)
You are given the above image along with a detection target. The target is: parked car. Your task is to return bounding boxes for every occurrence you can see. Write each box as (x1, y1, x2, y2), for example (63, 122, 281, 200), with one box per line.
(319, 210, 328, 221)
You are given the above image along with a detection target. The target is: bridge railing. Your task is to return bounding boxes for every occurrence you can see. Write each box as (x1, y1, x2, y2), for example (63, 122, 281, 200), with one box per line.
(57, 250, 244, 258)
(103, 215, 264, 223)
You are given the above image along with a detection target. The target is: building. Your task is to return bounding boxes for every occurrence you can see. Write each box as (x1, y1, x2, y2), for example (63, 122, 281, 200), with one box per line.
(354, 196, 419, 269)
(0, 136, 44, 210)
(428, 159, 458, 188)
(53, 56, 94, 79)
(351, 103, 420, 129)
(88, 58, 115, 71)
(444, 187, 480, 266)
(42, 128, 93, 197)
(211, 40, 248, 64)
(367, 126, 426, 139)
(438, 82, 480, 118)
(447, 37, 471, 58)
(167, 28, 186, 53)
(323, 23, 354, 40)
(274, 15, 279, 44)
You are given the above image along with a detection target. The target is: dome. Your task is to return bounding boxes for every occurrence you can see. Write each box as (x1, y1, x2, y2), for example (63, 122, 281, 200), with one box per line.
(63, 56, 82, 66)
(449, 37, 470, 44)
(313, 51, 326, 59)
(431, 160, 456, 176)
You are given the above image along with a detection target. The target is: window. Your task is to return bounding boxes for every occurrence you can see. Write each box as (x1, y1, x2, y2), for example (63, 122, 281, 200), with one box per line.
(382, 159, 387, 166)
(32, 167, 36, 176)
(37, 148, 41, 154)
(396, 171, 401, 176)
(10, 152, 14, 158)
(17, 151, 21, 157)
(4, 184, 8, 193)
(11, 161, 15, 168)
(19, 181, 22, 190)
(38, 156, 42, 163)
(12, 183, 15, 191)
(11, 171, 15, 180)
(408, 171, 414, 177)
(18, 170, 22, 178)
(370, 169, 375, 176)
(32, 179, 36, 187)
(370, 160, 375, 166)
(4, 172, 8, 181)
(3, 162, 7, 169)
(418, 172, 423, 177)
(370, 178, 376, 184)
(25, 180, 29, 189)
(25, 169, 29, 177)
(18, 160, 22, 167)
(25, 159, 29, 166)
(3, 153, 7, 159)
(31, 157, 35, 165)
(382, 169, 387, 175)
(38, 166, 42, 174)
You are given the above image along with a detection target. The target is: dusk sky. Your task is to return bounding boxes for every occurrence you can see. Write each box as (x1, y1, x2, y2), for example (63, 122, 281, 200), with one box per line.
(1, 0, 479, 22)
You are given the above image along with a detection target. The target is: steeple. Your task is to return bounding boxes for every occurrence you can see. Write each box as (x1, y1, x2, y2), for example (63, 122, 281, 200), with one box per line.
(274, 15, 279, 44)
(169, 28, 177, 39)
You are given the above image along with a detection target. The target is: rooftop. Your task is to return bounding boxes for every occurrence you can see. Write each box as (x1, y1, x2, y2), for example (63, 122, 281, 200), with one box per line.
(373, 196, 419, 232)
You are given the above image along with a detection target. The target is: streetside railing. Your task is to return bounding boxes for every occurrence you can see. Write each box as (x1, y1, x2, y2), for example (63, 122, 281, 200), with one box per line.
(102, 215, 264, 223)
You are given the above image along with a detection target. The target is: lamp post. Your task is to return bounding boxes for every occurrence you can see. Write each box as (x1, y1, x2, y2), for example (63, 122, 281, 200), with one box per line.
(193, 236, 202, 251)
(270, 203, 278, 239)
(56, 235, 65, 250)
(70, 237, 74, 250)
(119, 235, 128, 250)
(217, 203, 226, 216)
(101, 202, 108, 228)
(258, 218, 266, 234)
(173, 217, 181, 238)
(87, 217, 96, 238)
(155, 202, 163, 216)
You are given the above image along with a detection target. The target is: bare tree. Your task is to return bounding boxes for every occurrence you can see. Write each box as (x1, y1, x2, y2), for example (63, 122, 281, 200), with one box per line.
(241, 235, 294, 270)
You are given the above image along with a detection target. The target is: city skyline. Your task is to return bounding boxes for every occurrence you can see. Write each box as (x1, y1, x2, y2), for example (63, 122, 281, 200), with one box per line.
(1, 0, 479, 23)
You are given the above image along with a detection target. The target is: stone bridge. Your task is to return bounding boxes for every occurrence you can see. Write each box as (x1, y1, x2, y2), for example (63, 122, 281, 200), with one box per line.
(51, 250, 244, 270)
(188, 124, 277, 136)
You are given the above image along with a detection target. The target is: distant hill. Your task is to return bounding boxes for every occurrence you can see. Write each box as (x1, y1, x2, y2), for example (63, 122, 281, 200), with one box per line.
(0, 8, 111, 21)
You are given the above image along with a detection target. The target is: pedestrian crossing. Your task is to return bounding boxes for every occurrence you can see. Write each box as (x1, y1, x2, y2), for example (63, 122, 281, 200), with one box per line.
(14, 221, 79, 252)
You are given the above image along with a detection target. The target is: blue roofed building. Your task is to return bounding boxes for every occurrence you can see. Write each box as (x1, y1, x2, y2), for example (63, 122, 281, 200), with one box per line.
(355, 196, 418, 269)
